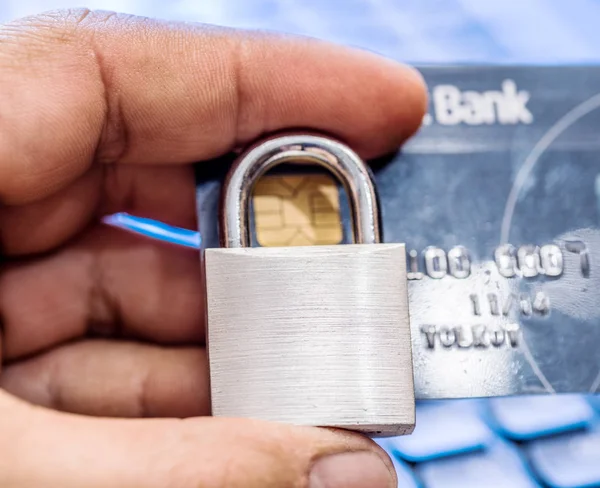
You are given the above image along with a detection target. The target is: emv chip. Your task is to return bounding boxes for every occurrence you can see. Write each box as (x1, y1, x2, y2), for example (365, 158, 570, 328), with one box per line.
(252, 174, 343, 247)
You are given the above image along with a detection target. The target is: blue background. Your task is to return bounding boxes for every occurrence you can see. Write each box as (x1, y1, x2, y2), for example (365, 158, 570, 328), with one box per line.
(2, 0, 600, 64)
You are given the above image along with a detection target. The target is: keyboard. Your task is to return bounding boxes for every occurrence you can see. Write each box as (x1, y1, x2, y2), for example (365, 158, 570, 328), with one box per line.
(377, 396, 600, 488)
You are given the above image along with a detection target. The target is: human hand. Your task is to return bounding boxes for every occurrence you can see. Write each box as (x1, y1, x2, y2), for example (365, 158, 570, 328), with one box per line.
(0, 9, 426, 487)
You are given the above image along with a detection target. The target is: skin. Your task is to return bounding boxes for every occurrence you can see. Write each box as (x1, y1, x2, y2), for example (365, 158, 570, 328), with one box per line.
(0, 9, 427, 487)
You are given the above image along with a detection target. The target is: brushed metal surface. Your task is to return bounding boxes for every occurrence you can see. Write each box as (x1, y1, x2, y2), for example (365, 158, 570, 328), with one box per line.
(205, 243, 415, 436)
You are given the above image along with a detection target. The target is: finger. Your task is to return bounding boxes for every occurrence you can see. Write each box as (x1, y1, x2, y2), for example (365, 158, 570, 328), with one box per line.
(1, 227, 204, 361)
(0, 9, 426, 205)
(0, 164, 197, 255)
(1, 340, 210, 418)
(0, 392, 396, 488)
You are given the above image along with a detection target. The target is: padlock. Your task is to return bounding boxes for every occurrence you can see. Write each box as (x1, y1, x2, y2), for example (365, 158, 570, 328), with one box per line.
(204, 134, 415, 436)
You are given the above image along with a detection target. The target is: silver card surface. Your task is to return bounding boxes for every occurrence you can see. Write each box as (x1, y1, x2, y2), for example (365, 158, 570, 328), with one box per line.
(196, 66, 600, 399)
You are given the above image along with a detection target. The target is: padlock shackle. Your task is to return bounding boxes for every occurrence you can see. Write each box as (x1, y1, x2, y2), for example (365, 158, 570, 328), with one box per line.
(219, 134, 382, 248)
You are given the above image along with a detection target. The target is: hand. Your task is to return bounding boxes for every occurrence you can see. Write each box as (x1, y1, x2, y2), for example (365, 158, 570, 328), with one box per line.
(0, 9, 426, 487)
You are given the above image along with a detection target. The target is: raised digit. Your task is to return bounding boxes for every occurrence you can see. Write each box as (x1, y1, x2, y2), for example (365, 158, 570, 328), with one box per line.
(517, 245, 540, 278)
(424, 247, 448, 279)
(448, 246, 471, 279)
(565, 240, 590, 277)
(495, 244, 517, 278)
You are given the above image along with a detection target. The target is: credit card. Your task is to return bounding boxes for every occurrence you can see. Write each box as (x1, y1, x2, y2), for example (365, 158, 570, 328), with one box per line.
(195, 66, 600, 400)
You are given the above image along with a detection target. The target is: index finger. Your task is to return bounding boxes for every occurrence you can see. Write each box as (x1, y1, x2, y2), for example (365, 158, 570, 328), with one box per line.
(0, 9, 426, 204)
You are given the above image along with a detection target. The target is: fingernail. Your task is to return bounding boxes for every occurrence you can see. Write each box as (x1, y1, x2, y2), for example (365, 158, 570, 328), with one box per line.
(309, 451, 396, 488)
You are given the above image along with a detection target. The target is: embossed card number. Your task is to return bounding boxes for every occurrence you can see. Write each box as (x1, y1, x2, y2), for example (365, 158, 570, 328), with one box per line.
(407, 241, 589, 281)
(407, 239, 591, 354)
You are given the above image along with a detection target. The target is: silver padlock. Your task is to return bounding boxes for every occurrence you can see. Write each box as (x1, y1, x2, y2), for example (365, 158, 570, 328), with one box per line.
(204, 134, 415, 436)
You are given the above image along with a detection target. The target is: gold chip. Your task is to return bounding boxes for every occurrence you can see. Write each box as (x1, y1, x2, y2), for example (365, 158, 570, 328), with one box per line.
(252, 174, 343, 247)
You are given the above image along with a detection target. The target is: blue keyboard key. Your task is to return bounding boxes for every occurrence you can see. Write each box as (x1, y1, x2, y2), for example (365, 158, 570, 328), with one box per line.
(528, 425, 600, 488)
(375, 439, 420, 488)
(587, 395, 600, 412)
(485, 395, 594, 440)
(416, 439, 540, 488)
(384, 400, 493, 462)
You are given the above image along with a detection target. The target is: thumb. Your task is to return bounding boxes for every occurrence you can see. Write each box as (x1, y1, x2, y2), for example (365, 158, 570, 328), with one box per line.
(0, 391, 397, 488)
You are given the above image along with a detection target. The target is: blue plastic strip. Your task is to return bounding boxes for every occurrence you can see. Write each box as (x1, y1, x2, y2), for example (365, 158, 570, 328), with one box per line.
(102, 213, 201, 249)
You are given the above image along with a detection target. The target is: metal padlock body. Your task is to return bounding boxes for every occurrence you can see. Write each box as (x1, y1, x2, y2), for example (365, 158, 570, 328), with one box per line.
(205, 135, 415, 436)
